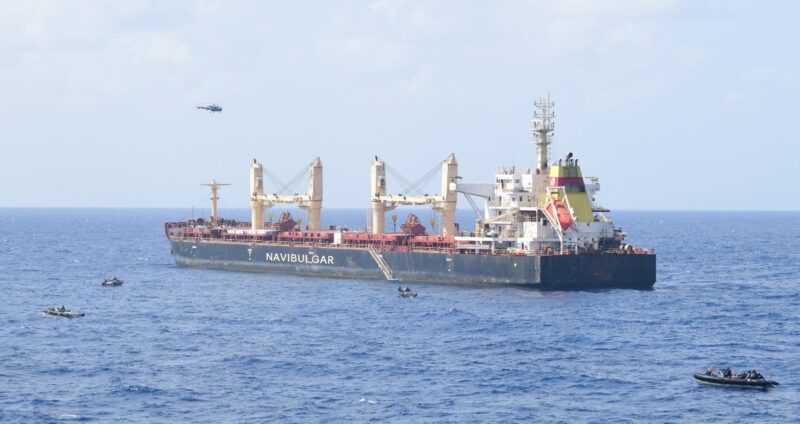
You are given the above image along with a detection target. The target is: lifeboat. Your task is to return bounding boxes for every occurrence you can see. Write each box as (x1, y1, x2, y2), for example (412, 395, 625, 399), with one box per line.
(546, 200, 573, 231)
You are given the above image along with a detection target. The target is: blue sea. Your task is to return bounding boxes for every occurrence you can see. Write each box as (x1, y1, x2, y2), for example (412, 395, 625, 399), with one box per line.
(1, 209, 798, 423)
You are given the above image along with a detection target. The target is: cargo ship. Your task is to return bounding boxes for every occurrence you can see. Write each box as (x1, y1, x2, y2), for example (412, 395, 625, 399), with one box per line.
(165, 96, 655, 289)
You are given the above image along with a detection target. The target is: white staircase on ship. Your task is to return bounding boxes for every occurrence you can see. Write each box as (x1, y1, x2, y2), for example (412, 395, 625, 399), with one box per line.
(367, 245, 398, 281)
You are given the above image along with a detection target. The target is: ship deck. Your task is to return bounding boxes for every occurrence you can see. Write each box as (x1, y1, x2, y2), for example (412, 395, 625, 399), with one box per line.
(164, 221, 654, 258)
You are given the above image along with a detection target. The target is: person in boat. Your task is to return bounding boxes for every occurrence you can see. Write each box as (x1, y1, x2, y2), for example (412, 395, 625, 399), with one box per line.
(722, 368, 732, 378)
(705, 367, 714, 376)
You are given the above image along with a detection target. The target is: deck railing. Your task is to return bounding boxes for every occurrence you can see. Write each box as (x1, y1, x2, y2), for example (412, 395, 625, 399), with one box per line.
(165, 223, 654, 257)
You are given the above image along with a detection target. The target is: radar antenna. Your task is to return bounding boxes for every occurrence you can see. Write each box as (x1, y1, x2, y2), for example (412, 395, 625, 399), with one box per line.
(532, 93, 555, 171)
(200, 179, 231, 227)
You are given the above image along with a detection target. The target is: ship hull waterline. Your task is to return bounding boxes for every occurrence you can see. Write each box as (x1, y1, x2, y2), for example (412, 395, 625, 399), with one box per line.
(169, 240, 656, 290)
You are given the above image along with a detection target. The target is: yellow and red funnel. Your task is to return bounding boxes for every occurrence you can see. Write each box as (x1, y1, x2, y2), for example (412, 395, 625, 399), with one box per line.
(543, 161, 594, 228)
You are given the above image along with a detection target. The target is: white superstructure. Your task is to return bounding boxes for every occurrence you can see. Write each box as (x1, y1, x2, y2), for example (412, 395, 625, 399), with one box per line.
(453, 96, 624, 254)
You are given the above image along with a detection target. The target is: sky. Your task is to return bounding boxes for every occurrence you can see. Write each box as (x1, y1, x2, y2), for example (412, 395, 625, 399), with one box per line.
(1, 0, 798, 210)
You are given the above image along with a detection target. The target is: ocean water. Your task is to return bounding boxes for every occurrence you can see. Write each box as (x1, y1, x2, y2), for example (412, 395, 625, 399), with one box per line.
(1, 208, 798, 423)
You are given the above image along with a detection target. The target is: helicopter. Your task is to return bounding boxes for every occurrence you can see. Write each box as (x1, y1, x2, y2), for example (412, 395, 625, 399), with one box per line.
(196, 104, 222, 113)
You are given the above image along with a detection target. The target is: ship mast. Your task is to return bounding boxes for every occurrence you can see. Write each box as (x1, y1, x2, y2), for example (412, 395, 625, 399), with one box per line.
(532, 94, 555, 172)
(201, 179, 230, 227)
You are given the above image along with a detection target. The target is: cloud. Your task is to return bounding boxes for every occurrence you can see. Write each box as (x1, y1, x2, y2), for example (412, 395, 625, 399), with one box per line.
(0, 1, 198, 98)
(673, 45, 708, 67)
(528, 0, 679, 56)
(317, 36, 409, 70)
(720, 91, 742, 105)
(369, 0, 407, 16)
(604, 21, 659, 48)
(111, 31, 190, 65)
(541, 0, 679, 18)
(545, 17, 598, 52)
(740, 66, 781, 84)
(584, 79, 660, 110)
(399, 67, 435, 95)
(737, 66, 800, 92)
(0, 2, 87, 48)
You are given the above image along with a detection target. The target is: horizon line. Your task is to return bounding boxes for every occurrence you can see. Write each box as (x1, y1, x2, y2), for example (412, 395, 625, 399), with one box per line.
(1, 206, 799, 213)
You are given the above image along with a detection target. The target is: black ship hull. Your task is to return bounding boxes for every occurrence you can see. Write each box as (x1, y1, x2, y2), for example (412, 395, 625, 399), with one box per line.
(169, 240, 655, 290)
